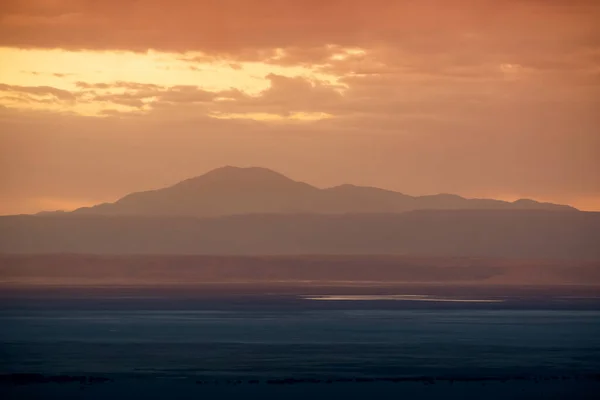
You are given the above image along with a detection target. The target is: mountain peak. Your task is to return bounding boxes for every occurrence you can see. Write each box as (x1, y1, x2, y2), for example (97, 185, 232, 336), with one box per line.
(204, 166, 288, 179)
(512, 198, 576, 211)
(66, 166, 577, 217)
(174, 166, 296, 188)
(207, 165, 280, 175)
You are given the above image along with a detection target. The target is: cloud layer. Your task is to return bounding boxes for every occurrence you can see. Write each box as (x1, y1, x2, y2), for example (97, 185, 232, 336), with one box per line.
(0, 0, 599, 213)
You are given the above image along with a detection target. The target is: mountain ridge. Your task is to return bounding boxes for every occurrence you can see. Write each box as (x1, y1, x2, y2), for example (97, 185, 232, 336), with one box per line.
(41, 166, 575, 217)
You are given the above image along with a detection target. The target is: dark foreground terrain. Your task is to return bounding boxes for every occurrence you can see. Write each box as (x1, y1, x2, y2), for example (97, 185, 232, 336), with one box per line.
(2, 376, 599, 400)
(1, 280, 600, 399)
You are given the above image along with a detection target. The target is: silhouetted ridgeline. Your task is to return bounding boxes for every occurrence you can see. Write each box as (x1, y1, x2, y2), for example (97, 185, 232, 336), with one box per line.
(63, 167, 576, 217)
(0, 210, 598, 259)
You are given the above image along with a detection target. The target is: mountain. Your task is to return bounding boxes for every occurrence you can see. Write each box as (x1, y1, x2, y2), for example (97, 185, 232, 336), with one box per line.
(8, 167, 587, 260)
(64, 166, 575, 217)
(2, 210, 598, 259)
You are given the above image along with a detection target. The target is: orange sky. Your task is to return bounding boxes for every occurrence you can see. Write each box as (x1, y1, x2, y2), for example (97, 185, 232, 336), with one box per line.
(1, 0, 599, 214)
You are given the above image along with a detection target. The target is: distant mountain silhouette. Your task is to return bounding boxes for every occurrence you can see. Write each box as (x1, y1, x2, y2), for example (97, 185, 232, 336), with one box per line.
(63, 166, 575, 217)
(2, 210, 598, 259)
(7, 167, 589, 260)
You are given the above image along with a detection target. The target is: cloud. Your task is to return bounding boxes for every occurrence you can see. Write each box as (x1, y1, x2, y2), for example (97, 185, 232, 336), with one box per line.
(75, 81, 163, 90)
(213, 74, 344, 117)
(0, 77, 343, 117)
(158, 85, 242, 104)
(0, 0, 599, 213)
(0, 83, 75, 101)
(1, 1, 598, 59)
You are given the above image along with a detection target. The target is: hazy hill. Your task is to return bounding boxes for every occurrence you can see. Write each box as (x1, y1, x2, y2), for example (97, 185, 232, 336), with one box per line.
(1, 210, 598, 259)
(64, 166, 575, 217)
(4, 167, 589, 260)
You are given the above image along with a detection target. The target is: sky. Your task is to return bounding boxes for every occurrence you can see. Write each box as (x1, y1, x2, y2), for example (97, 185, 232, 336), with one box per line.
(0, 0, 599, 215)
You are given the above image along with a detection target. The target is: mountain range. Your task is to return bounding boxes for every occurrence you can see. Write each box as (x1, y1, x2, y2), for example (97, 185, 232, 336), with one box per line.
(2, 166, 597, 260)
(60, 166, 575, 217)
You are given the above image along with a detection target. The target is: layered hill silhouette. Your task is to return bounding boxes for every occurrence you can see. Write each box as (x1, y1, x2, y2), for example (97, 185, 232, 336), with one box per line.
(2, 166, 596, 260)
(1, 210, 599, 259)
(64, 166, 575, 217)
